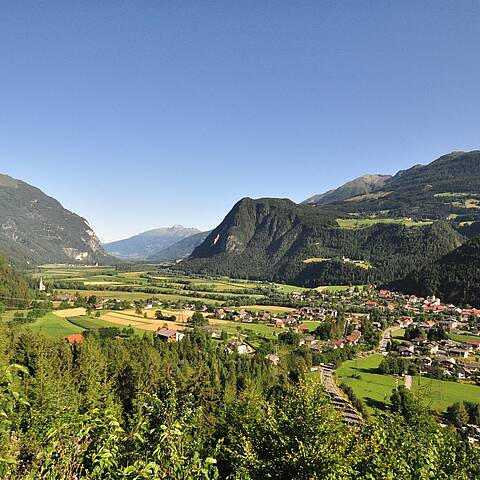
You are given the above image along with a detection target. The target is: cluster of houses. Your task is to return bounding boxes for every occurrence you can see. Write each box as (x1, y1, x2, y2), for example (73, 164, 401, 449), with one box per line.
(377, 290, 480, 320)
(387, 323, 480, 379)
(213, 307, 338, 327)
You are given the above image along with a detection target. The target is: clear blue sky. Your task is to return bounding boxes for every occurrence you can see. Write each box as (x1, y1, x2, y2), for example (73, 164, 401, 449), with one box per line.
(1, 1, 479, 242)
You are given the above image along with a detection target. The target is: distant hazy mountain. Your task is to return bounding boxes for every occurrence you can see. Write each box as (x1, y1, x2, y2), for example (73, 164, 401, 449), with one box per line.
(303, 174, 392, 205)
(103, 225, 201, 260)
(149, 230, 211, 261)
(0, 173, 111, 267)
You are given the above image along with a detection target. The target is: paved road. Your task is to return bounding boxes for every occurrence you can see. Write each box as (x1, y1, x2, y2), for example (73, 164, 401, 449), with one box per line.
(319, 364, 362, 426)
(404, 374, 412, 390)
(380, 326, 398, 354)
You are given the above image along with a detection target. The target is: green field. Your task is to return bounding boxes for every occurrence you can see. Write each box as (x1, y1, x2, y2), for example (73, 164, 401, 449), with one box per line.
(410, 375, 480, 412)
(58, 288, 223, 305)
(336, 355, 399, 410)
(37, 265, 312, 305)
(391, 328, 406, 340)
(29, 312, 84, 338)
(336, 218, 432, 229)
(66, 315, 122, 330)
(217, 321, 284, 337)
(303, 321, 322, 331)
(1, 310, 29, 322)
(273, 283, 309, 294)
(316, 285, 354, 292)
(336, 354, 480, 412)
(449, 332, 480, 343)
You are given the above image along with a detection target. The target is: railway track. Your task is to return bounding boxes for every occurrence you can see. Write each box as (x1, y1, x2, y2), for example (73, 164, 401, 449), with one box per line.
(318, 364, 362, 426)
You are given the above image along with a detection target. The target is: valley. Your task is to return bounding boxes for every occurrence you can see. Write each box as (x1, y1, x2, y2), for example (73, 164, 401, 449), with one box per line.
(2, 152, 480, 476)
(5, 263, 480, 421)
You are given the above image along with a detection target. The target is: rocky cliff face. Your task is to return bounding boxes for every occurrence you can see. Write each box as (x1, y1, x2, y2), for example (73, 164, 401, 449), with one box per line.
(0, 174, 112, 266)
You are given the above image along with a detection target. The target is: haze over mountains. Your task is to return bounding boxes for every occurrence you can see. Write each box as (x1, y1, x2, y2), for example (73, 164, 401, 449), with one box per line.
(150, 230, 211, 261)
(103, 225, 202, 260)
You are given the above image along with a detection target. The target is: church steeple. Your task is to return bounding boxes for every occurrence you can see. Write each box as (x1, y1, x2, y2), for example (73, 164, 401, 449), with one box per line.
(39, 277, 46, 291)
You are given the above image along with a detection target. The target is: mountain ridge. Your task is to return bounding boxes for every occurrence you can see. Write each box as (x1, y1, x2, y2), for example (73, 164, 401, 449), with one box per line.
(303, 174, 392, 205)
(181, 197, 461, 287)
(148, 230, 211, 261)
(0, 173, 112, 267)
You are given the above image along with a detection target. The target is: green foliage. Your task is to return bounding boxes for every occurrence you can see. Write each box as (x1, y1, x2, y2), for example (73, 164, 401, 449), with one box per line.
(0, 257, 31, 306)
(189, 311, 208, 327)
(446, 402, 469, 428)
(0, 324, 477, 478)
(0, 364, 29, 476)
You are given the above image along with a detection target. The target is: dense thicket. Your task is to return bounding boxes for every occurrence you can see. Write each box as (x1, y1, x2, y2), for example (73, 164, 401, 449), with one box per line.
(0, 257, 31, 306)
(0, 327, 478, 478)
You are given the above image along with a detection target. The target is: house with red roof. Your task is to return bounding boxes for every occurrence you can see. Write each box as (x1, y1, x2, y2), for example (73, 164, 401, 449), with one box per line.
(66, 334, 84, 344)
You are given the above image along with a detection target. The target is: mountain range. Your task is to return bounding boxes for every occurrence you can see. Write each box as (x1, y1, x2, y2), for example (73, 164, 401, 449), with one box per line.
(149, 230, 211, 261)
(182, 151, 480, 304)
(1, 151, 480, 305)
(103, 225, 203, 260)
(0, 174, 111, 267)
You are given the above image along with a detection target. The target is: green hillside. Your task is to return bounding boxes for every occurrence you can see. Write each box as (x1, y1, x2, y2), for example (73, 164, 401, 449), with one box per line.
(181, 198, 461, 287)
(329, 151, 480, 225)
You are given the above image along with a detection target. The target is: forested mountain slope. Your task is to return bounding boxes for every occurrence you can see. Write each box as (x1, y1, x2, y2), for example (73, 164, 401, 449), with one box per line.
(0, 256, 31, 305)
(329, 151, 480, 222)
(181, 198, 461, 287)
(104, 225, 201, 260)
(0, 174, 111, 267)
(390, 235, 480, 307)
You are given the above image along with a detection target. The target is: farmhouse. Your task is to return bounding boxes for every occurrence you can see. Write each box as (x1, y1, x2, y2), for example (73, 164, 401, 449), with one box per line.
(448, 347, 469, 358)
(423, 343, 439, 355)
(226, 338, 255, 355)
(332, 339, 345, 349)
(156, 329, 185, 343)
(345, 330, 361, 345)
(464, 341, 480, 352)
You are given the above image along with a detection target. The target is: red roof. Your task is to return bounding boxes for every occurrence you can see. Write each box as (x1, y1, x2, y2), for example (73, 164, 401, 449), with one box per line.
(66, 334, 84, 344)
(346, 331, 361, 343)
